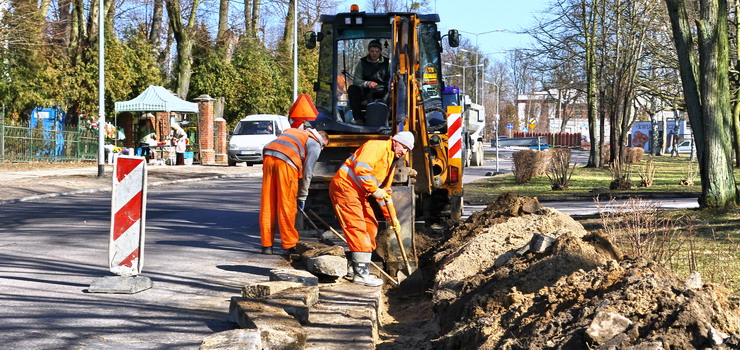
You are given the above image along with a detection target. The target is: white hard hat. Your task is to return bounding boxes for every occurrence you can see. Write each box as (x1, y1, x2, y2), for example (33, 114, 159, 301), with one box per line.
(393, 131, 415, 150)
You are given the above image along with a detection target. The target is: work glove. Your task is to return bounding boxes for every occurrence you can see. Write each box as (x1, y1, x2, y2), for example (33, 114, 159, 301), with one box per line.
(391, 219, 401, 233)
(372, 188, 387, 200)
(297, 201, 305, 210)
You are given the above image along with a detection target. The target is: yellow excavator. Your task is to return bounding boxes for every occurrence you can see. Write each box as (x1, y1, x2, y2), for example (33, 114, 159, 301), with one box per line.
(303, 4, 462, 277)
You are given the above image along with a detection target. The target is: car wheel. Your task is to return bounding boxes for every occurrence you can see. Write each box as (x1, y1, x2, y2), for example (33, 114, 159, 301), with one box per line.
(228, 159, 236, 166)
(246, 162, 254, 166)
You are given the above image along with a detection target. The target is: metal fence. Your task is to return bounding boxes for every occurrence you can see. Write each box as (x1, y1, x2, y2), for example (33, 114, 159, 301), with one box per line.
(0, 121, 98, 162)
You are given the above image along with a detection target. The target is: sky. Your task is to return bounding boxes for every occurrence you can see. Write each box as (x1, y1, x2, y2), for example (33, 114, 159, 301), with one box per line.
(431, 0, 546, 60)
(337, 0, 549, 60)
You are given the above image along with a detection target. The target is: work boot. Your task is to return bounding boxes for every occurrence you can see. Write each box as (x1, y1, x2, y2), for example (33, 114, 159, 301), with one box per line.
(344, 259, 354, 280)
(281, 247, 296, 257)
(261, 246, 273, 255)
(351, 252, 383, 287)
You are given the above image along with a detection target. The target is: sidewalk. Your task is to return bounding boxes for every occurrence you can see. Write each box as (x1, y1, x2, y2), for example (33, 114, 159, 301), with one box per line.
(0, 162, 263, 205)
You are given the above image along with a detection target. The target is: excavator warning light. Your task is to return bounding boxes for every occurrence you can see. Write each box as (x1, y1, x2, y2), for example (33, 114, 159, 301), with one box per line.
(450, 166, 460, 183)
(350, 4, 359, 12)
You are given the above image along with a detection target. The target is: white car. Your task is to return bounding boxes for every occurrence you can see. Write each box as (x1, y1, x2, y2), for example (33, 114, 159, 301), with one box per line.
(668, 139, 693, 154)
(228, 114, 291, 166)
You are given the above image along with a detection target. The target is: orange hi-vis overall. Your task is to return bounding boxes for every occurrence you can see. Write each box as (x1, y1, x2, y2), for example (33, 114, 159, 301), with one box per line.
(259, 128, 315, 249)
(330, 139, 397, 252)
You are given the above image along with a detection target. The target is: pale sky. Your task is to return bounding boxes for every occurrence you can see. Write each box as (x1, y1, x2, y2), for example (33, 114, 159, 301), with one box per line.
(337, 0, 549, 59)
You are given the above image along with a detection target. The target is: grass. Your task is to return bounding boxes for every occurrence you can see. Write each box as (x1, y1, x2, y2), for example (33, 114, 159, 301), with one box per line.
(465, 154, 735, 204)
(576, 207, 740, 298)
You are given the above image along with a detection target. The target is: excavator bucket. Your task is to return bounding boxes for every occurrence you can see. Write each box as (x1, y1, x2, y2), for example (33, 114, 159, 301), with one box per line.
(375, 185, 417, 278)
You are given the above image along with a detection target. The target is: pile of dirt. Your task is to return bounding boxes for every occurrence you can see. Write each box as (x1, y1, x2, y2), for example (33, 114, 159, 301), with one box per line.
(427, 193, 740, 349)
(379, 193, 739, 349)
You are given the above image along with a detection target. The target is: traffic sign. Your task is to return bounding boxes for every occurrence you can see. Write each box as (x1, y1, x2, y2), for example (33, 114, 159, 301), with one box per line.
(506, 123, 513, 130)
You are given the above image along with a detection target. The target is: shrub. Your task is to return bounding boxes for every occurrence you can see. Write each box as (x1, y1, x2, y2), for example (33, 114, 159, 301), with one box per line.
(512, 149, 551, 184)
(638, 155, 656, 187)
(626, 147, 645, 164)
(547, 148, 576, 190)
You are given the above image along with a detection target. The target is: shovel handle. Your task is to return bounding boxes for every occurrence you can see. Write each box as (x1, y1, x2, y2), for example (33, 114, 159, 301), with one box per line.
(307, 209, 399, 285)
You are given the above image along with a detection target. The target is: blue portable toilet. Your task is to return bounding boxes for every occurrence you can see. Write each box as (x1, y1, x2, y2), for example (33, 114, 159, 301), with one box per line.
(30, 107, 67, 158)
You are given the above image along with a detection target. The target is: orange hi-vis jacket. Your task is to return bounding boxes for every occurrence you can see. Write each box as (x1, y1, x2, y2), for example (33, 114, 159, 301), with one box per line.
(338, 139, 396, 194)
(336, 139, 397, 219)
(262, 128, 320, 177)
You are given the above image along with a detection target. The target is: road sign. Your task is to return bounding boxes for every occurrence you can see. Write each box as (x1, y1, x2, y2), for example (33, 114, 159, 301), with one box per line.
(109, 156, 148, 276)
(506, 123, 513, 130)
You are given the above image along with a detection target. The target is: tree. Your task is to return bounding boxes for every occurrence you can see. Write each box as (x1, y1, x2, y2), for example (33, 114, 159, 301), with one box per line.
(165, 0, 202, 98)
(665, 0, 738, 208)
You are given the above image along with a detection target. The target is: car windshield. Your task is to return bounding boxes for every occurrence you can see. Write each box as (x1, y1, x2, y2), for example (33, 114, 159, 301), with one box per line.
(234, 120, 275, 135)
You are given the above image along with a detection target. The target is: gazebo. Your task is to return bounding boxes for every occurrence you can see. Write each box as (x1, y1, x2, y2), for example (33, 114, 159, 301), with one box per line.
(114, 86, 199, 151)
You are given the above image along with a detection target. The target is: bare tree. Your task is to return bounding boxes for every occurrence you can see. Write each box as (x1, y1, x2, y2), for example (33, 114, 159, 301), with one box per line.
(165, 0, 202, 98)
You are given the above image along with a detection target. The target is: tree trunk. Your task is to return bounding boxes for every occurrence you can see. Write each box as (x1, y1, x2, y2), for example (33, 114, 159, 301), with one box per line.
(733, 1, 740, 167)
(150, 0, 164, 49)
(586, 20, 600, 167)
(281, 0, 295, 59)
(87, 0, 99, 44)
(244, 0, 252, 35)
(696, 0, 737, 207)
(217, 0, 229, 39)
(58, 0, 72, 48)
(251, 0, 261, 39)
(666, 0, 738, 208)
(165, 0, 200, 99)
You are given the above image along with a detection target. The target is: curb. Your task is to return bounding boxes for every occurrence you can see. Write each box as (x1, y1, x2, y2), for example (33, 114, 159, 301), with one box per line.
(0, 172, 262, 206)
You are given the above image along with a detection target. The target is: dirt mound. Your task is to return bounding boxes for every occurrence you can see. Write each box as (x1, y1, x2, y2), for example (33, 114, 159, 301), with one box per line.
(432, 193, 588, 304)
(427, 194, 740, 349)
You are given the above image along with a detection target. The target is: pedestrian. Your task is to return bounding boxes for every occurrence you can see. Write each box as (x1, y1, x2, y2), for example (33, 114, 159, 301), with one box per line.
(138, 115, 156, 159)
(260, 127, 330, 255)
(329, 131, 415, 286)
(170, 123, 188, 165)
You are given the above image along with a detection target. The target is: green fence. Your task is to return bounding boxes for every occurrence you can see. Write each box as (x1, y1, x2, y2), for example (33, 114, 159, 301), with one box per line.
(0, 122, 98, 162)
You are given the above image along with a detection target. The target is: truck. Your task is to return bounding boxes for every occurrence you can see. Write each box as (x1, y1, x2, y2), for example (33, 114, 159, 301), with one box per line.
(442, 87, 486, 167)
(303, 5, 462, 277)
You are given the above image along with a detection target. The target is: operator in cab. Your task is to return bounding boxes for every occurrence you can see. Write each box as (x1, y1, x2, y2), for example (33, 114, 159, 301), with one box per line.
(329, 131, 415, 287)
(348, 39, 390, 125)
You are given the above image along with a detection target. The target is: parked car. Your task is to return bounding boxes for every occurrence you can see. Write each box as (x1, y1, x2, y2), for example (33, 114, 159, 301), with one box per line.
(227, 114, 291, 166)
(668, 139, 693, 154)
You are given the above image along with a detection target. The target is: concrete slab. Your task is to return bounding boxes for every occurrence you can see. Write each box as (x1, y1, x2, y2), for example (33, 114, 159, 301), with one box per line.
(303, 281, 382, 349)
(242, 281, 305, 299)
(269, 268, 319, 286)
(88, 275, 152, 294)
(305, 255, 348, 277)
(229, 297, 307, 349)
(200, 329, 262, 350)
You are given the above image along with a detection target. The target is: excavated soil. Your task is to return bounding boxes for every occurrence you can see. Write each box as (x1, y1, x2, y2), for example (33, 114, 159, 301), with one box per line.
(379, 193, 740, 349)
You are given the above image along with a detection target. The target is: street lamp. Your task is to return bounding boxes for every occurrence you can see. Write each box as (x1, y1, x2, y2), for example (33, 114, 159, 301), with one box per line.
(97, 0, 105, 177)
(457, 29, 506, 103)
(443, 73, 462, 83)
(484, 80, 502, 174)
(444, 62, 482, 100)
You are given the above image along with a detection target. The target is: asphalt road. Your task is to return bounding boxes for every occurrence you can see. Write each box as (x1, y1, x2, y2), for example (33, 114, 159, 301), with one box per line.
(0, 177, 286, 349)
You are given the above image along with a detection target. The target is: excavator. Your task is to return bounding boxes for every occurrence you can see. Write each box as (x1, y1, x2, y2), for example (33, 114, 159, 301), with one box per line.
(303, 4, 462, 278)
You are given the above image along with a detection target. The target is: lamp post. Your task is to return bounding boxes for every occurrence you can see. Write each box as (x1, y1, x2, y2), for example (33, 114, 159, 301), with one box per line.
(292, 0, 298, 101)
(484, 80, 502, 174)
(457, 29, 506, 103)
(97, 0, 105, 177)
(443, 73, 462, 84)
(444, 62, 482, 100)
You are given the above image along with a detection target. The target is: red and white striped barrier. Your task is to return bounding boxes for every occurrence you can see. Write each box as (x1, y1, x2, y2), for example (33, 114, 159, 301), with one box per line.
(447, 109, 463, 159)
(109, 156, 148, 276)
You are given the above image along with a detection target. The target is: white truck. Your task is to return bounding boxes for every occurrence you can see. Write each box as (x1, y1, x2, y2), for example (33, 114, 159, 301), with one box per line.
(463, 97, 486, 167)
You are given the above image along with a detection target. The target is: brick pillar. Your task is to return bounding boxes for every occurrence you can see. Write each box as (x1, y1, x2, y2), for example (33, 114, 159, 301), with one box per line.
(195, 94, 216, 165)
(214, 117, 227, 164)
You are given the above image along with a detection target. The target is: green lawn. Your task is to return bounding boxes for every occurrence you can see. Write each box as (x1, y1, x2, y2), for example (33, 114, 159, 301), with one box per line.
(465, 154, 728, 204)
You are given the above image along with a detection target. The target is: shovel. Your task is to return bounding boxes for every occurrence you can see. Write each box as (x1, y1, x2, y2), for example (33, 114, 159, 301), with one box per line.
(382, 195, 414, 276)
(298, 206, 332, 245)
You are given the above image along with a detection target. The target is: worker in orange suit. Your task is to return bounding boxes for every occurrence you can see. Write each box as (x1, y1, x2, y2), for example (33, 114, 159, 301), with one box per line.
(260, 127, 329, 255)
(329, 131, 415, 286)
